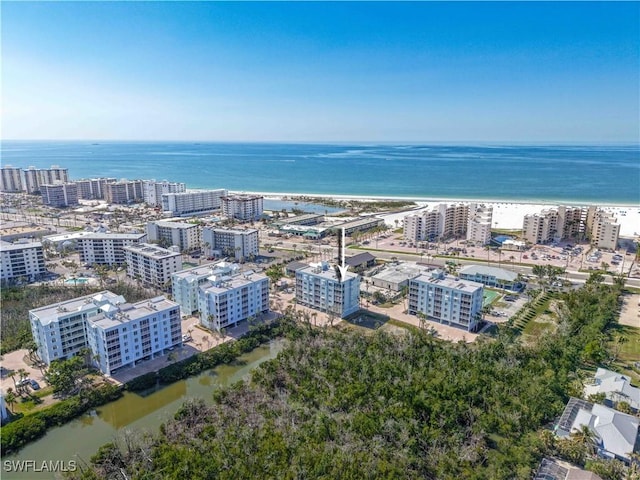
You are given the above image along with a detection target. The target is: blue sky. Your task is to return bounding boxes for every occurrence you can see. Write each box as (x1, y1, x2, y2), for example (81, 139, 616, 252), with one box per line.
(2, 2, 639, 142)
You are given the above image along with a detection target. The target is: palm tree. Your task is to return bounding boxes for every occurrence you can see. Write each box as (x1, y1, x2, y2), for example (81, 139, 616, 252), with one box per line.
(570, 424, 598, 457)
(4, 388, 17, 414)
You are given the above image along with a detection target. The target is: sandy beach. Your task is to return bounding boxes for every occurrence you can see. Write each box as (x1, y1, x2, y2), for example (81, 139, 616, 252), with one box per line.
(232, 191, 640, 238)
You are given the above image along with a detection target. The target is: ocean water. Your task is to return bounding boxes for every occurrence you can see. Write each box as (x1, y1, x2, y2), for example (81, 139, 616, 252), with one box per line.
(1, 141, 638, 204)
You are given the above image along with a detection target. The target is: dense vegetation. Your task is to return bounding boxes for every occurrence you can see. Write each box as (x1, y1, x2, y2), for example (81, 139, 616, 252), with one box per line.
(1, 383, 122, 455)
(71, 279, 628, 479)
(1, 282, 155, 354)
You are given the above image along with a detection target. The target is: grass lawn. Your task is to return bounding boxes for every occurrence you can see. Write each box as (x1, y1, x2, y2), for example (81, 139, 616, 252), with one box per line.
(609, 324, 640, 383)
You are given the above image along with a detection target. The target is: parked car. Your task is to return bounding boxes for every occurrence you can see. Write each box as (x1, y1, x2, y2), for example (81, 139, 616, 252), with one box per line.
(29, 379, 40, 390)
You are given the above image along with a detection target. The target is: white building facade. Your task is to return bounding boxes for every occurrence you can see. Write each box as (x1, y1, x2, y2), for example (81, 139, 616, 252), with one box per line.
(172, 262, 240, 315)
(198, 270, 270, 331)
(30, 291, 182, 376)
(124, 243, 183, 290)
(295, 262, 360, 318)
(106, 180, 144, 204)
(143, 180, 186, 207)
(408, 270, 483, 332)
(0, 241, 46, 285)
(41, 183, 79, 207)
(77, 233, 146, 266)
(221, 194, 264, 221)
(404, 203, 469, 242)
(0, 165, 24, 192)
(23, 166, 69, 194)
(146, 220, 201, 252)
(162, 189, 227, 216)
(202, 227, 259, 261)
(74, 178, 116, 200)
(466, 203, 493, 245)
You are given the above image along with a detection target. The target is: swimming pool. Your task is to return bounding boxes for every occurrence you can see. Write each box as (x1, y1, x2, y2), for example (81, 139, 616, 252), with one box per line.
(64, 277, 89, 285)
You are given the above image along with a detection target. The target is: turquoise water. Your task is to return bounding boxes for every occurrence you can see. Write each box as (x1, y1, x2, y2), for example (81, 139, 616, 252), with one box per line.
(2, 141, 638, 204)
(63, 278, 89, 285)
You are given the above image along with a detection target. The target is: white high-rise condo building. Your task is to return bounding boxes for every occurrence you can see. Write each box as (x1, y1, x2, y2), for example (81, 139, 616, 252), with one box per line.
(172, 261, 241, 315)
(41, 183, 79, 207)
(404, 203, 469, 242)
(30, 291, 182, 376)
(202, 227, 259, 261)
(408, 270, 483, 332)
(106, 180, 144, 204)
(466, 203, 493, 245)
(1, 241, 46, 285)
(586, 207, 620, 251)
(221, 194, 264, 221)
(23, 165, 69, 194)
(73, 178, 117, 200)
(143, 180, 186, 207)
(77, 233, 146, 266)
(295, 262, 360, 318)
(162, 189, 227, 216)
(123, 243, 183, 290)
(0, 165, 24, 192)
(522, 206, 589, 245)
(198, 269, 270, 331)
(146, 220, 201, 252)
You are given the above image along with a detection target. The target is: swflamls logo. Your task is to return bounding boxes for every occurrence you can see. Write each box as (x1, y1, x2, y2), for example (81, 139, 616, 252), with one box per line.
(3, 460, 77, 472)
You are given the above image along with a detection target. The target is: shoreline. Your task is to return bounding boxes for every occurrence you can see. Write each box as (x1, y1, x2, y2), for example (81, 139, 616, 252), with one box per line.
(228, 190, 638, 209)
(229, 190, 640, 238)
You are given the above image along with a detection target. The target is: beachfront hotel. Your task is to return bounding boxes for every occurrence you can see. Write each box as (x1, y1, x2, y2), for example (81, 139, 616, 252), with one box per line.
(161, 189, 228, 216)
(30, 291, 182, 376)
(40, 183, 79, 208)
(105, 180, 145, 204)
(0, 165, 24, 193)
(201, 227, 259, 261)
(408, 270, 484, 332)
(123, 243, 183, 290)
(221, 194, 264, 221)
(23, 165, 69, 194)
(142, 180, 186, 207)
(77, 232, 146, 266)
(0, 240, 46, 285)
(172, 261, 241, 315)
(404, 203, 469, 242)
(295, 261, 361, 318)
(466, 203, 493, 245)
(73, 177, 116, 200)
(197, 269, 270, 331)
(146, 219, 201, 253)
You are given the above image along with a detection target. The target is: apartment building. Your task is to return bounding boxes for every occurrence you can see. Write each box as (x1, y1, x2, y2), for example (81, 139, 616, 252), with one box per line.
(408, 270, 483, 332)
(202, 227, 259, 261)
(522, 209, 558, 244)
(557, 206, 585, 240)
(74, 177, 116, 200)
(0, 241, 46, 285)
(172, 261, 241, 315)
(404, 203, 469, 242)
(77, 233, 146, 266)
(221, 194, 264, 221)
(162, 189, 227, 216)
(146, 220, 201, 252)
(466, 203, 493, 245)
(198, 269, 269, 331)
(295, 262, 360, 318)
(143, 180, 186, 207)
(106, 180, 144, 204)
(41, 183, 79, 207)
(23, 165, 69, 194)
(274, 213, 325, 226)
(586, 207, 620, 250)
(0, 165, 24, 192)
(30, 291, 182, 376)
(124, 243, 183, 290)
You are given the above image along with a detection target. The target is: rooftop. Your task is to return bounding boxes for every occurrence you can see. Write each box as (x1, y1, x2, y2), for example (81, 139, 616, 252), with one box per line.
(172, 261, 239, 282)
(124, 242, 182, 259)
(412, 273, 483, 293)
(345, 252, 376, 267)
(201, 270, 268, 294)
(459, 264, 518, 282)
(372, 262, 430, 284)
(0, 240, 43, 251)
(298, 262, 359, 282)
